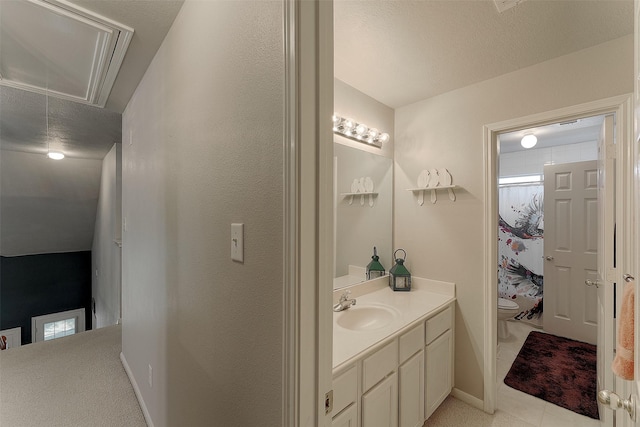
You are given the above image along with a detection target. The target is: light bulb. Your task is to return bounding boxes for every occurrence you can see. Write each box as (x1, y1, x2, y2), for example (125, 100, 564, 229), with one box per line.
(521, 134, 537, 149)
(47, 151, 65, 160)
(332, 115, 342, 126)
(368, 128, 379, 139)
(378, 133, 390, 143)
(355, 123, 368, 136)
(343, 118, 355, 131)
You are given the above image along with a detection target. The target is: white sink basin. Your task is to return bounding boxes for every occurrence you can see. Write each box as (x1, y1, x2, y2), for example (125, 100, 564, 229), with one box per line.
(336, 304, 399, 331)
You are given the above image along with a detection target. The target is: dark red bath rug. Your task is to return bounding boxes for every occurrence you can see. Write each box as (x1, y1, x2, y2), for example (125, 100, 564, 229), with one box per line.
(503, 331, 599, 419)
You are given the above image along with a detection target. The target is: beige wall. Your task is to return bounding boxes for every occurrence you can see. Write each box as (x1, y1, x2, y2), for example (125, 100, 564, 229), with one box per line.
(92, 143, 122, 328)
(394, 35, 633, 400)
(0, 150, 102, 256)
(121, 1, 284, 425)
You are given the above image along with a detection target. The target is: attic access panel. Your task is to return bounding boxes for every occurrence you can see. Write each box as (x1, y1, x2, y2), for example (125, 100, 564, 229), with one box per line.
(0, 0, 133, 108)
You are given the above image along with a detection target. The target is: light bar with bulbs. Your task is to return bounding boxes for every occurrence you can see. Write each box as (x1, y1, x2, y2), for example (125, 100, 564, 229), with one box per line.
(332, 114, 389, 148)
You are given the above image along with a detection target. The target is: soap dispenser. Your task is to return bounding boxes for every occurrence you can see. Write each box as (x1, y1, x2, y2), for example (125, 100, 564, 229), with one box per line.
(366, 247, 386, 280)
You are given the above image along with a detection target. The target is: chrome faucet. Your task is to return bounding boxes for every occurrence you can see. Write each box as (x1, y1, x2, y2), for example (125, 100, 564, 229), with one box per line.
(333, 290, 357, 312)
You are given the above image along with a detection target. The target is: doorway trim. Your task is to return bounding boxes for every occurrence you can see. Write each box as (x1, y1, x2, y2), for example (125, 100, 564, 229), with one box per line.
(283, 0, 334, 425)
(482, 94, 632, 413)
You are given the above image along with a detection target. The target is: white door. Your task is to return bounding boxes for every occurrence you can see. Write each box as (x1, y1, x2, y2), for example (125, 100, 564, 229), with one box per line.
(543, 160, 599, 344)
(593, 110, 640, 427)
(632, 2, 640, 426)
(596, 115, 616, 426)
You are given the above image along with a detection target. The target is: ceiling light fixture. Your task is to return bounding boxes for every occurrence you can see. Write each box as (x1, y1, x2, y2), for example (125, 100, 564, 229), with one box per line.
(520, 134, 537, 149)
(47, 151, 65, 160)
(332, 114, 389, 148)
(45, 89, 64, 160)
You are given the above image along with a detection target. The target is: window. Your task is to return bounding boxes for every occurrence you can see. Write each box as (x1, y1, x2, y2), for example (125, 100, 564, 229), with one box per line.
(498, 174, 543, 185)
(43, 318, 76, 341)
(32, 309, 85, 343)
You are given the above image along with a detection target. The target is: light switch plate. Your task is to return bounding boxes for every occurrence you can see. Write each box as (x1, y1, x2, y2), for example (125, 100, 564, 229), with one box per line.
(231, 223, 244, 262)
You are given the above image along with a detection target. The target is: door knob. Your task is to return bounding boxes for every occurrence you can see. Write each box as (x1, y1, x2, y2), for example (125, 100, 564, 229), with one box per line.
(585, 279, 600, 288)
(598, 390, 637, 421)
(624, 274, 635, 282)
(544, 256, 554, 261)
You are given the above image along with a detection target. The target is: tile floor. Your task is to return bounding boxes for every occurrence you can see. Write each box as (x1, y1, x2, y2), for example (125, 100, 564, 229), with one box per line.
(425, 320, 601, 426)
(495, 321, 600, 427)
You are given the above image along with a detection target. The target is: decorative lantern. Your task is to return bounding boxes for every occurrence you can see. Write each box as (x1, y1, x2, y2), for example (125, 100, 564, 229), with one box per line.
(366, 247, 385, 280)
(389, 249, 411, 291)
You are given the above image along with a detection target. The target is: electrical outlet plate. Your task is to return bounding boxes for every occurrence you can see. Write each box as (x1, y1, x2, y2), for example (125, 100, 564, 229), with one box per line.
(494, 0, 526, 13)
(231, 223, 244, 262)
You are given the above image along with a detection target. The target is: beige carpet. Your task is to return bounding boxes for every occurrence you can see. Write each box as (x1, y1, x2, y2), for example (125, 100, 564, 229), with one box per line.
(0, 325, 147, 427)
(423, 396, 536, 427)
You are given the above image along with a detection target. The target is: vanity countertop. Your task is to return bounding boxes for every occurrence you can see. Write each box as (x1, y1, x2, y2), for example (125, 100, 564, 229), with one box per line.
(333, 277, 455, 370)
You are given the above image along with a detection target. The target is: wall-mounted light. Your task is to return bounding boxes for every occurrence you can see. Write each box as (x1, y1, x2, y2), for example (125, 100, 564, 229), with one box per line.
(332, 114, 389, 148)
(520, 134, 537, 149)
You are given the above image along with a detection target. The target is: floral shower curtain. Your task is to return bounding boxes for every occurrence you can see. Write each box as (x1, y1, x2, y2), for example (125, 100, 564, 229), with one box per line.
(498, 184, 544, 326)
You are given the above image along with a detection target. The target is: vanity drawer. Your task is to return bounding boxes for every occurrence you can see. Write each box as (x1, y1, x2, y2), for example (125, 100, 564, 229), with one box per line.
(362, 339, 398, 392)
(399, 323, 424, 363)
(425, 306, 452, 345)
(333, 364, 358, 416)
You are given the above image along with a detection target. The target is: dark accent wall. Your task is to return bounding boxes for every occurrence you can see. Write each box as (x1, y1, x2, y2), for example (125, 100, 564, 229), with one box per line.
(0, 251, 92, 345)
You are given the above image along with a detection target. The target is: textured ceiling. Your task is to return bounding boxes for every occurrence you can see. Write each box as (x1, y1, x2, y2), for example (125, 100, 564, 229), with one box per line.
(499, 115, 604, 153)
(1, 86, 122, 159)
(0, 0, 182, 256)
(335, 0, 634, 108)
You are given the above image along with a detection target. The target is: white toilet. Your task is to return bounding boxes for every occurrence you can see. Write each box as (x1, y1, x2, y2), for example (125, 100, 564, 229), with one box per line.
(498, 298, 520, 339)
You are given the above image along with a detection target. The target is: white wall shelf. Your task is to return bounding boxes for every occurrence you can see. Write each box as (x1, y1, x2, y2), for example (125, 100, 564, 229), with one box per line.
(341, 192, 378, 206)
(409, 168, 457, 205)
(340, 192, 379, 196)
(407, 185, 457, 205)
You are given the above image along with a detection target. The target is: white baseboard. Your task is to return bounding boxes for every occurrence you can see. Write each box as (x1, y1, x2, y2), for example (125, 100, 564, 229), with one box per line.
(451, 388, 484, 411)
(120, 352, 154, 427)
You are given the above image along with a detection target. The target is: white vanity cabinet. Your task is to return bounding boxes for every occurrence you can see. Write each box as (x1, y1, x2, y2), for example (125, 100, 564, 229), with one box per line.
(398, 323, 425, 427)
(361, 340, 398, 427)
(424, 306, 454, 418)
(362, 372, 398, 427)
(333, 404, 358, 427)
(332, 364, 359, 426)
(332, 301, 454, 427)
